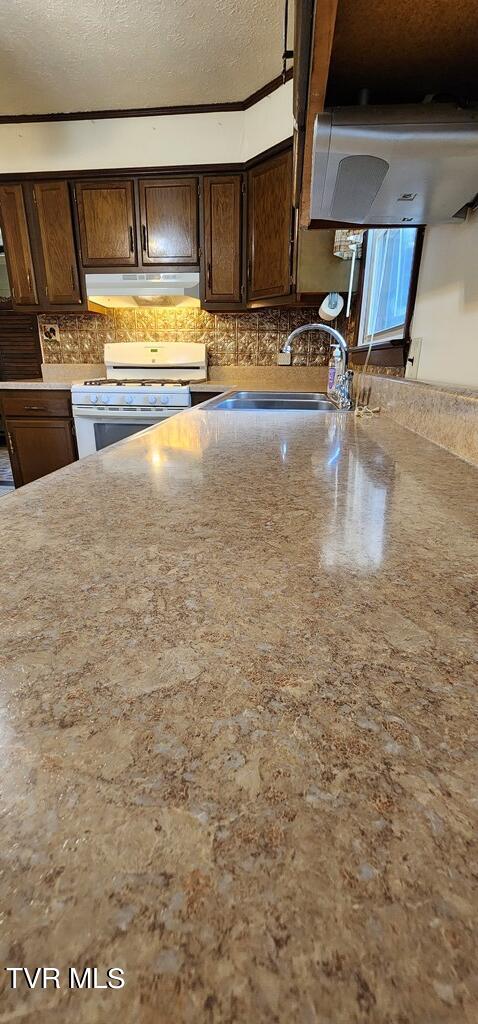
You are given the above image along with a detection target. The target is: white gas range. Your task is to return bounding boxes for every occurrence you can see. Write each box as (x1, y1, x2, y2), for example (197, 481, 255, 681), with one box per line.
(71, 341, 207, 458)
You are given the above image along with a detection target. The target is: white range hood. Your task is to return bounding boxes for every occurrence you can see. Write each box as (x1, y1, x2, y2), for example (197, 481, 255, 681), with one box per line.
(86, 271, 200, 309)
(311, 103, 478, 226)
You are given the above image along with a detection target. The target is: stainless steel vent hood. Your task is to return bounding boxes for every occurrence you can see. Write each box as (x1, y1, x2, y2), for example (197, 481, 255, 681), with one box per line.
(86, 272, 200, 309)
(311, 104, 478, 225)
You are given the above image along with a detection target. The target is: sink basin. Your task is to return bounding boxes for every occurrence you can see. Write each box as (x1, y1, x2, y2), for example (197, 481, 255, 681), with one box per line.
(212, 391, 337, 411)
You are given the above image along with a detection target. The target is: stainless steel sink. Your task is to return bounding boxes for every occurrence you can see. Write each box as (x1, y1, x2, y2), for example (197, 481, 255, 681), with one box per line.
(211, 391, 337, 411)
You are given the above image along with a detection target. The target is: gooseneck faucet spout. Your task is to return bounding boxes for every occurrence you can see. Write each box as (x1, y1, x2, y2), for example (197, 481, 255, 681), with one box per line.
(281, 322, 348, 365)
(281, 323, 352, 409)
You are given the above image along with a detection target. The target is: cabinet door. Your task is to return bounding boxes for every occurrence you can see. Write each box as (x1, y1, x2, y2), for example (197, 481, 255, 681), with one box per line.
(247, 151, 293, 300)
(139, 178, 198, 265)
(75, 180, 136, 266)
(203, 175, 242, 303)
(5, 417, 77, 487)
(33, 181, 82, 305)
(0, 315, 42, 380)
(0, 184, 38, 306)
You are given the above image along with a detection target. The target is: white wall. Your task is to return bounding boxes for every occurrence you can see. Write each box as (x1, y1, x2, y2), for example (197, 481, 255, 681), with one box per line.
(411, 211, 478, 387)
(0, 81, 293, 173)
(242, 82, 293, 162)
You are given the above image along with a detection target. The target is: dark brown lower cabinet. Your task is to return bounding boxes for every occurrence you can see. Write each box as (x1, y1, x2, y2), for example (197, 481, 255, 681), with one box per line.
(6, 418, 76, 486)
(0, 390, 77, 487)
(190, 391, 221, 405)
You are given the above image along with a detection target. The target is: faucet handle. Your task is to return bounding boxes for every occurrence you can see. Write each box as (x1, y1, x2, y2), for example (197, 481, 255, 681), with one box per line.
(334, 369, 353, 410)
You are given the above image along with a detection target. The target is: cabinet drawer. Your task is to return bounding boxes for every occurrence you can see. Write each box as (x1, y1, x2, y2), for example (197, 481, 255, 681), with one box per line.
(0, 391, 71, 418)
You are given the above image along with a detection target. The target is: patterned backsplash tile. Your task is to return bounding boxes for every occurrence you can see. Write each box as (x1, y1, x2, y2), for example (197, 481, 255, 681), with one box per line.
(39, 305, 357, 367)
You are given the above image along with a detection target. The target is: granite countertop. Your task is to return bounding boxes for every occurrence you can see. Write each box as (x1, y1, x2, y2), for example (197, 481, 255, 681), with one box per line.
(0, 379, 76, 390)
(0, 380, 230, 392)
(190, 383, 230, 393)
(0, 405, 476, 1023)
(0, 381, 309, 394)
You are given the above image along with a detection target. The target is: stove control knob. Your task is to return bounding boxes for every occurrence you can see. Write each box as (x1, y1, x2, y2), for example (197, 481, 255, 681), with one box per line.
(90, 394, 98, 404)
(148, 395, 157, 405)
(161, 395, 170, 406)
(124, 394, 135, 405)
(101, 393, 111, 404)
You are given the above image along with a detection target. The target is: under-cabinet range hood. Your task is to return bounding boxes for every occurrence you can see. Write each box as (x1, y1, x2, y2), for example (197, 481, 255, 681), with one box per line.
(311, 104, 478, 225)
(86, 272, 200, 309)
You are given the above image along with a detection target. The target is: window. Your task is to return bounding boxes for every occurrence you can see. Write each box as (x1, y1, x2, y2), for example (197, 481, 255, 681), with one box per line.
(358, 228, 418, 346)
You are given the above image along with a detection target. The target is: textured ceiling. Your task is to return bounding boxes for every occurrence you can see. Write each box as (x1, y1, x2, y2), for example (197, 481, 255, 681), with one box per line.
(0, 0, 288, 115)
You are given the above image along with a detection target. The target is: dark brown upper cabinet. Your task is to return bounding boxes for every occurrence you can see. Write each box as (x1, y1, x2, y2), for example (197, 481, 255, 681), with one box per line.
(203, 175, 242, 304)
(75, 180, 137, 266)
(0, 184, 38, 306)
(139, 178, 198, 265)
(247, 150, 293, 300)
(33, 181, 82, 305)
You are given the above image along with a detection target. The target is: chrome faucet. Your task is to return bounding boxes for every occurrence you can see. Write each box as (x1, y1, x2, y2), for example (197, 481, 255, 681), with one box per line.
(281, 323, 353, 410)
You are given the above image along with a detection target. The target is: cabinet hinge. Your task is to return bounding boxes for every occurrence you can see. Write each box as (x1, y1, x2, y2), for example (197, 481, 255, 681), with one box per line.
(241, 182, 246, 195)
(197, 184, 201, 197)
(32, 190, 37, 205)
(198, 246, 203, 259)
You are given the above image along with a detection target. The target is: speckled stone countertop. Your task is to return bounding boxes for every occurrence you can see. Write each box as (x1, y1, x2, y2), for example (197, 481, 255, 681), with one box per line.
(0, 406, 477, 1023)
(0, 379, 76, 390)
(0, 379, 229, 394)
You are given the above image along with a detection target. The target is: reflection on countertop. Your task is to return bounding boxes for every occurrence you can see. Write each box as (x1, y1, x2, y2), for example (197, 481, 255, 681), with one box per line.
(0, 405, 477, 1023)
(315, 416, 395, 569)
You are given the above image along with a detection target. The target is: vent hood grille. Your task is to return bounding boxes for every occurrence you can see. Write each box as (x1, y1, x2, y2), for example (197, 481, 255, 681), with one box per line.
(86, 272, 200, 309)
(331, 155, 389, 222)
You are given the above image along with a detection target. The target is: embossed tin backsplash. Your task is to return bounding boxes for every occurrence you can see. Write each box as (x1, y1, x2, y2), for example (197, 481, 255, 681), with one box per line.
(39, 305, 356, 368)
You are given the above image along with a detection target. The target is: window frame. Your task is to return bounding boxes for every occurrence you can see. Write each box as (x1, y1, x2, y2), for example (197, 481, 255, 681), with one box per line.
(350, 226, 424, 364)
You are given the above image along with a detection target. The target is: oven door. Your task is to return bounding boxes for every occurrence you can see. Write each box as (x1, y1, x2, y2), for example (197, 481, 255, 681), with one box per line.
(73, 406, 178, 458)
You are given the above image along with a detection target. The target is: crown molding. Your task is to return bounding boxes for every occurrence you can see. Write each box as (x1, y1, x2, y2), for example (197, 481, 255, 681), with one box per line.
(0, 68, 293, 125)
